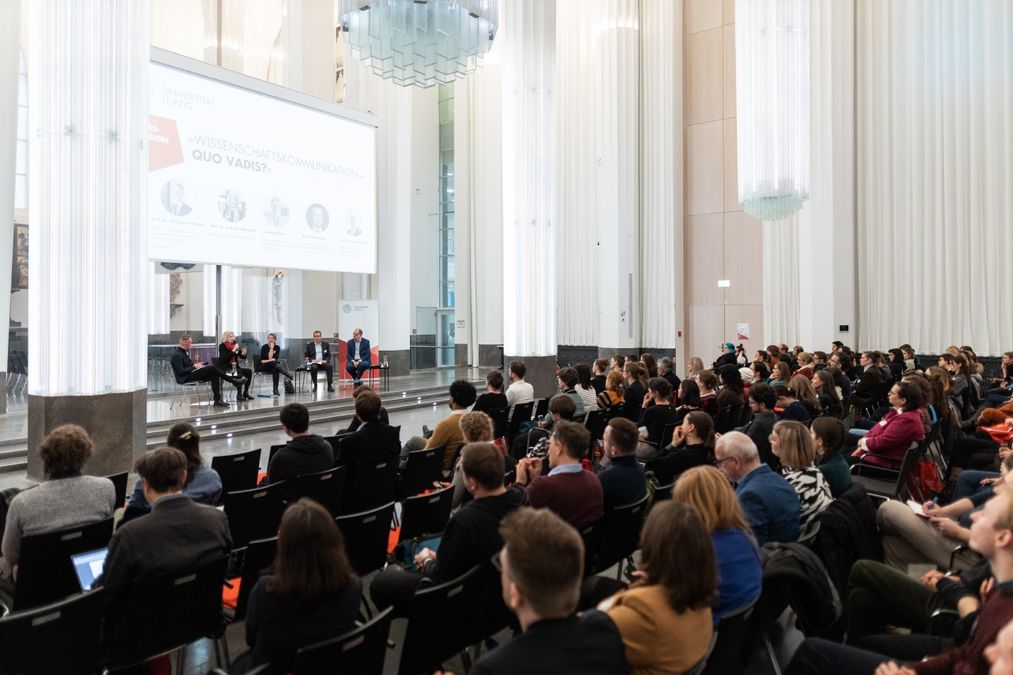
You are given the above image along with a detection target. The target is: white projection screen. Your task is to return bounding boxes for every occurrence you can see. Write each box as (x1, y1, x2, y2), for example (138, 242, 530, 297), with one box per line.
(148, 50, 377, 274)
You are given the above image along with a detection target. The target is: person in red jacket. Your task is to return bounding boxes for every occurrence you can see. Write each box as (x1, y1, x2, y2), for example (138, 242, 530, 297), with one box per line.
(852, 381, 925, 470)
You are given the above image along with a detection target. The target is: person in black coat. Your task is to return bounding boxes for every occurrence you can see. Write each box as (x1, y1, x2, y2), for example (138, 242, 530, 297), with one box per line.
(713, 342, 738, 370)
(303, 330, 334, 392)
(590, 359, 609, 395)
(266, 404, 334, 500)
(473, 370, 509, 413)
(622, 363, 647, 421)
(334, 391, 399, 466)
(259, 333, 293, 396)
(739, 383, 779, 470)
(170, 334, 246, 407)
(219, 330, 254, 400)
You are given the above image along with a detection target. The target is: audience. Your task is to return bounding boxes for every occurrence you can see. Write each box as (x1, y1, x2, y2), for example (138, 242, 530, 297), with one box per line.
(573, 363, 599, 412)
(1, 425, 116, 583)
(590, 359, 609, 394)
(125, 423, 222, 520)
(597, 370, 626, 410)
(510, 394, 576, 459)
(811, 416, 853, 498)
(596, 418, 647, 510)
(658, 356, 681, 393)
(714, 342, 738, 369)
(852, 380, 926, 469)
(644, 410, 715, 486)
(714, 431, 800, 545)
(686, 356, 704, 381)
(813, 368, 844, 418)
(343, 384, 390, 431)
(266, 403, 334, 499)
(471, 508, 629, 674)
(472, 370, 509, 414)
(335, 390, 400, 466)
(673, 466, 762, 625)
(546, 367, 584, 425)
(672, 379, 702, 425)
(515, 420, 603, 528)
(740, 382, 779, 469)
(771, 420, 833, 541)
(696, 370, 719, 415)
(636, 377, 679, 458)
(598, 501, 714, 674)
(505, 361, 535, 408)
(233, 499, 362, 674)
(622, 362, 647, 420)
(403, 379, 476, 473)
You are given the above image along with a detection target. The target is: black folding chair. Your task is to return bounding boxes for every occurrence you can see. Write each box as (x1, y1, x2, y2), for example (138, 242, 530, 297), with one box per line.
(266, 444, 286, 470)
(397, 447, 444, 500)
(590, 495, 649, 578)
(101, 556, 230, 672)
(211, 449, 262, 495)
(14, 517, 114, 611)
(486, 407, 510, 440)
(223, 482, 286, 550)
(335, 502, 396, 577)
(533, 398, 549, 419)
(225, 537, 278, 624)
(0, 588, 106, 675)
(398, 486, 454, 544)
(291, 465, 347, 516)
(293, 607, 394, 675)
(343, 459, 397, 514)
(505, 401, 534, 445)
(103, 472, 129, 508)
(702, 599, 758, 675)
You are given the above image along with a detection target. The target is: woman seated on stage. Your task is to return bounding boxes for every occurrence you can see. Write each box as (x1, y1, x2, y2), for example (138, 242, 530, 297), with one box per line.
(259, 332, 294, 397)
(233, 499, 362, 674)
(220, 330, 254, 400)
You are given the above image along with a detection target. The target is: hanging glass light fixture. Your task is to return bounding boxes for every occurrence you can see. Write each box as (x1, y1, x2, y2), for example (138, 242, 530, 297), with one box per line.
(338, 0, 499, 88)
(735, 0, 809, 222)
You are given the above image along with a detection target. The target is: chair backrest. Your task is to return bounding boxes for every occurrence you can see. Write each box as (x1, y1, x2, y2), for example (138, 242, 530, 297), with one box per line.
(0, 588, 106, 675)
(702, 599, 757, 675)
(398, 447, 445, 500)
(211, 449, 262, 494)
(232, 536, 278, 621)
(398, 486, 454, 543)
(292, 465, 347, 517)
(334, 501, 395, 576)
(294, 606, 394, 675)
(101, 556, 228, 670)
(584, 409, 609, 442)
(324, 433, 352, 457)
(591, 495, 650, 575)
(223, 482, 286, 550)
(398, 563, 500, 675)
(486, 407, 510, 439)
(15, 517, 114, 611)
(267, 444, 286, 469)
(506, 401, 535, 440)
(534, 398, 549, 419)
(659, 423, 678, 447)
(343, 459, 397, 514)
(103, 472, 129, 508)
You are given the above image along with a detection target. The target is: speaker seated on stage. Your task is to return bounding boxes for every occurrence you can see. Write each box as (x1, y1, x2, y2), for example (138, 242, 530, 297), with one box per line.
(334, 391, 399, 467)
(259, 332, 293, 397)
(303, 330, 334, 393)
(345, 328, 371, 386)
(170, 334, 246, 408)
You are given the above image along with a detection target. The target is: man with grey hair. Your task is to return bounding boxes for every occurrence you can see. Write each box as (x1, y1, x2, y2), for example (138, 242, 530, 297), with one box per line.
(658, 357, 681, 392)
(714, 431, 800, 545)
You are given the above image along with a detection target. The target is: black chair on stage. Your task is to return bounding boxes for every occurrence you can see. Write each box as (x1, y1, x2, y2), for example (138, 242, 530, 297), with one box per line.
(293, 606, 394, 675)
(223, 482, 286, 550)
(0, 588, 106, 675)
(101, 556, 230, 673)
(224, 536, 278, 624)
(335, 501, 396, 577)
(589, 495, 649, 578)
(505, 401, 534, 445)
(13, 517, 114, 611)
(291, 465, 347, 517)
(397, 447, 444, 500)
(103, 471, 129, 508)
(211, 448, 262, 495)
(343, 459, 397, 514)
(398, 486, 454, 545)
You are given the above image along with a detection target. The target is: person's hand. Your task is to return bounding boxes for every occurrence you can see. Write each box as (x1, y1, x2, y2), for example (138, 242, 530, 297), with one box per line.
(194, 361, 206, 369)
(537, 420, 546, 428)
(920, 569, 946, 588)
(981, 576, 996, 600)
(413, 547, 437, 567)
(931, 516, 962, 539)
(527, 456, 543, 476)
(874, 662, 916, 675)
(434, 481, 452, 489)
(999, 446, 1012, 461)
(672, 426, 686, 446)
(515, 458, 531, 484)
(858, 437, 869, 451)
(922, 501, 941, 515)
(981, 476, 1000, 487)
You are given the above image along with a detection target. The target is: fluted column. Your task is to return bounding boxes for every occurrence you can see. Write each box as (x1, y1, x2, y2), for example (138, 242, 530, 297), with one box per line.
(27, 0, 149, 477)
(0, 0, 20, 415)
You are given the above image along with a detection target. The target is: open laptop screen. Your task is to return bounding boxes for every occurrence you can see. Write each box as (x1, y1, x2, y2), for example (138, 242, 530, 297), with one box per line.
(71, 547, 108, 592)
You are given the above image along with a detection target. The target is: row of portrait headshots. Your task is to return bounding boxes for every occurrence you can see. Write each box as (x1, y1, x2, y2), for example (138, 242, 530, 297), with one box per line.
(158, 180, 365, 237)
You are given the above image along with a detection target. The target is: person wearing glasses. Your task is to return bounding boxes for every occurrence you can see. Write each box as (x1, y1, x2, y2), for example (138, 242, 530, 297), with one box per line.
(713, 431, 800, 545)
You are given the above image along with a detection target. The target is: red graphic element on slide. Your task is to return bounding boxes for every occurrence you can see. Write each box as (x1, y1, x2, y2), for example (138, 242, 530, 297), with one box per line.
(149, 115, 184, 171)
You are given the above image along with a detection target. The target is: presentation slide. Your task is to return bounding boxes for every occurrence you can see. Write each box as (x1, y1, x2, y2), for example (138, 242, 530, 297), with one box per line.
(148, 61, 376, 274)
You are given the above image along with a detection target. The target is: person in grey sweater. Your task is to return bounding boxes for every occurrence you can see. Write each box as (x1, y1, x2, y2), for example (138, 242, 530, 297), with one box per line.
(1, 425, 116, 580)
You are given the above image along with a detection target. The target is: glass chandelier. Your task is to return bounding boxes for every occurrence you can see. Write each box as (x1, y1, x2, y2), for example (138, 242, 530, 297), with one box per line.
(338, 0, 499, 88)
(735, 0, 809, 222)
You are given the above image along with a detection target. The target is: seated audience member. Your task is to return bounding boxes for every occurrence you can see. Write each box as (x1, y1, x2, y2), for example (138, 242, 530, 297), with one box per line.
(786, 483, 1013, 675)
(813, 369, 844, 419)
(510, 394, 576, 459)
(471, 508, 629, 675)
(98, 447, 231, 642)
(598, 501, 714, 674)
(473, 370, 509, 414)
(672, 379, 702, 425)
(790, 375, 823, 418)
(335, 390, 399, 466)
(597, 418, 647, 510)
(987, 618, 1013, 673)
(658, 357, 681, 394)
(622, 362, 647, 420)
(769, 361, 792, 389)
(740, 383, 780, 469)
(543, 367, 584, 427)
(636, 377, 679, 458)
(696, 370, 719, 415)
(371, 443, 527, 613)
(812, 351, 829, 371)
(752, 361, 772, 386)
(714, 342, 738, 370)
(343, 385, 390, 432)
(597, 370, 626, 411)
(402, 380, 476, 473)
(233, 499, 362, 674)
(1, 425, 116, 581)
(515, 421, 603, 529)
(574, 363, 600, 412)
(266, 404, 334, 498)
(776, 382, 813, 423)
(505, 360, 535, 408)
(795, 352, 816, 381)
(640, 353, 658, 379)
(673, 466, 762, 625)
(686, 356, 705, 381)
(644, 411, 715, 486)
(850, 351, 887, 411)
(852, 381, 926, 469)
(714, 431, 800, 545)
(771, 421, 833, 541)
(811, 416, 853, 498)
(715, 364, 746, 424)
(125, 423, 222, 519)
(590, 359, 609, 394)
(950, 452, 1013, 504)
(450, 411, 518, 509)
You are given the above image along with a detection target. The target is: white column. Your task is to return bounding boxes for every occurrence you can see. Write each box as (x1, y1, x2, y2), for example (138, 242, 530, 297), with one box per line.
(501, 0, 555, 358)
(0, 0, 19, 412)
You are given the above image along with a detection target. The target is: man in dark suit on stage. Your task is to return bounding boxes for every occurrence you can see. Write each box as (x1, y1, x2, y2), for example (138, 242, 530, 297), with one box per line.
(345, 328, 372, 386)
(169, 334, 246, 407)
(304, 330, 335, 392)
(335, 390, 399, 466)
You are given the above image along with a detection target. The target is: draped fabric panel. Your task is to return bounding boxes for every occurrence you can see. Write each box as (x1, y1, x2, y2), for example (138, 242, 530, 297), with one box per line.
(856, 0, 1013, 355)
(639, 0, 682, 348)
(762, 218, 800, 347)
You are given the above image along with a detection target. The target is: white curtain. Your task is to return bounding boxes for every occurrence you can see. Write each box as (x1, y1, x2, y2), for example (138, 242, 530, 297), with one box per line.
(762, 218, 799, 347)
(856, 0, 1013, 355)
(148, 264, 170, 334)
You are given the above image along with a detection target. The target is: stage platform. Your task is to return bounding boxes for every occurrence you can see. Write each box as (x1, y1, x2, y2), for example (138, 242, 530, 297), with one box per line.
(0, 366, 489, 484)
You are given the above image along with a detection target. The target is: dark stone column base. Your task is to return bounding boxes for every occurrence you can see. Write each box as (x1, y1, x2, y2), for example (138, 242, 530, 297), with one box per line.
(455, 344, 469, 367)
(478, 344, 503, 367)
(379, 349, 411, 378)
(503, 354, 558, 400)
(27, 389, 147, 480)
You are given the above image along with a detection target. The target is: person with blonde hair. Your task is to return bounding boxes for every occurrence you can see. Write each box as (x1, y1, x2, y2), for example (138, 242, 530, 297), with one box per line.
(673, 466, 762, 624)
(597, 370, 626, 410)
(219, 329, 254, 400)
(686, 356, 705, 380)
(771, 420, 833, 540)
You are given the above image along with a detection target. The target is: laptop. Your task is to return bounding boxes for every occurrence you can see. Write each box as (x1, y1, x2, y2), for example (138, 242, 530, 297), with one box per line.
(71, 547, 109, 592)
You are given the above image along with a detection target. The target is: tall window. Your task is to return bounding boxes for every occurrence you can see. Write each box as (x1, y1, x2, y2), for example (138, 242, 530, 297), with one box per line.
(15, 49, 27, 212)
(438, 83, 454, 308)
